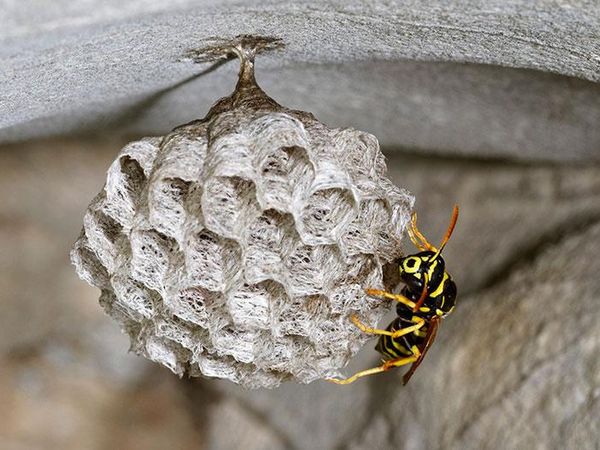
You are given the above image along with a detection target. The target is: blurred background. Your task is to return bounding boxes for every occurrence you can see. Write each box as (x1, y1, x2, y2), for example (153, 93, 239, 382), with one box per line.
(2, 1, 600, 449)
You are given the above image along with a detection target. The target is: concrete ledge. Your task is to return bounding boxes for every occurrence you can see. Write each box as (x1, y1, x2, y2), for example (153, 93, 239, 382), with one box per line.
(2, 1, 599, 160)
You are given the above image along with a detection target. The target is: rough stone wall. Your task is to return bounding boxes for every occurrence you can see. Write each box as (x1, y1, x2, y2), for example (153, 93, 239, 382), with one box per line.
(2, 1, 600, 161)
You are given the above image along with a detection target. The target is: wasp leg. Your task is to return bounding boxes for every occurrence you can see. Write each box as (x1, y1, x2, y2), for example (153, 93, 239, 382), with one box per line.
(326, 353, 419, 385)
(383, 346, 421, 371)
(365, 288, 417, 310)
(391, 316, 425, 338)
(326, 366, 388, 385)
(350, 314, 394, 336)
(409, 211, 438, 252)
(350, 314, 425, 339)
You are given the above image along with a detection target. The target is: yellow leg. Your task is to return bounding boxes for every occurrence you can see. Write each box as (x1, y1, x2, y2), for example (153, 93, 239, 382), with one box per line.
(326, 366, 388, 385)
(351, 314, 426, 339)
(366, 288, 431, 314)
(365, 288, 416, 309)
(382, 348, 420, 371)
(407, 227, 428, 251)
(409, 211, 437, 252)
(326, 353, 419, 385)
(391, 316, 425, 338)
(350, 314, 394, 336)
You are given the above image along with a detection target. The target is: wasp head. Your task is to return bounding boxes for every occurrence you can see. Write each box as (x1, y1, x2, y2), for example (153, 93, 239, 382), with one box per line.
(397, 251, 446, 294)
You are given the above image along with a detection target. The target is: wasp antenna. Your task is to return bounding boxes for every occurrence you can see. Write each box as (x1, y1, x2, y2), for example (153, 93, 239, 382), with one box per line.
(412, 282, 429, 312)
(431, 205, 459, 261)
(440, 205, 459, 249)
(409, 211, 437, 251)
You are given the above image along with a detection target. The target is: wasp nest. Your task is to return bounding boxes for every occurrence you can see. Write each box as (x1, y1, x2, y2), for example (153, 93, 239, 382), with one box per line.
(71, 36, 413, 388)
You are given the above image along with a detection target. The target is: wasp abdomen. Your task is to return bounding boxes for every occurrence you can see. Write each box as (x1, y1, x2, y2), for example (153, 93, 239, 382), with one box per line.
(375, 316, 425, 359)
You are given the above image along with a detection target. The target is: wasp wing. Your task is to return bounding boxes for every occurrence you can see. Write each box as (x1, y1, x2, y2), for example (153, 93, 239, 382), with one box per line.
(402, 316, 440, 385)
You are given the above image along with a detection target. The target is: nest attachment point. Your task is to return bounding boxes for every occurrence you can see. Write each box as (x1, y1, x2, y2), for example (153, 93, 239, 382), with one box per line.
(71, 36, 414, 388)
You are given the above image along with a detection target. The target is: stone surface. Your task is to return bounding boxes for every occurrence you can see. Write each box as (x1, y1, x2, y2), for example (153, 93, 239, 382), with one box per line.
(2, 1, 600, 162)
(206, 358, 375, 450)
(204, 398, 287, 450)
(0, 137, 126, 356)
(0, 353, 204, 450)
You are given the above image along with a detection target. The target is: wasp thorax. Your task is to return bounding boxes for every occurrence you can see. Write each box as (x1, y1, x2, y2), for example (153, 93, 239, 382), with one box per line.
(396, 250, 457, 319)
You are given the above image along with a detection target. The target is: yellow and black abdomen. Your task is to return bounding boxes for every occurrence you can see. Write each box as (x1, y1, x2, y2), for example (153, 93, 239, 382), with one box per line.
(375, 316, 426, 360)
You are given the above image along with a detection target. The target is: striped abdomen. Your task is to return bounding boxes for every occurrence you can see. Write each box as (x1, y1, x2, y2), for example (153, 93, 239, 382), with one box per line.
(375, 316, 426, 360)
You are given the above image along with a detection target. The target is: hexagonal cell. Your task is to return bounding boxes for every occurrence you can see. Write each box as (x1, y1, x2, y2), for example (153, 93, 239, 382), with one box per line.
(286, 146, 316, 202)
(110, 274, 157, 319)
(105, 157, 145, 227)
(182, 182, 204, 223)
(98, 289, 142, 326)
(153, 315, 201, 353)
(130, 229, 177, 291)
(148, 177, 191, 242)
(253, 144, 316, 214)
(379, 177, 414, 213)
(271, 296, 312, 338)
(201, 176, 261, 239)
(242, 210, 296, 284)
(83, 206, 123, 272)
(283, 243, 347, 297)
(255, 147, 292, 211)
(250, 114, 311, 210)
(164, 286, 213, 328)
(227, 280, 283, 330)
(193, 353, 240, 382)
(252, 334, 295, 372)
(212, 327, 260, 364)
(143, 335, 191, 376)
(297, 188, 357, 245)
(342, 253, 383, 286)
(204, 132, 254, 180)
(340, 199, 394, 257)
(327, 283, 369, 315)
(270, 292, 332, 339)
(154, 133, 207, 181)
(310, 316, 363, 358)
(118, 138, 162, 176)
(71, 235, 111, 289)
(335, 129, 386, 181)
(304, 293, 333, 316)
(378, 199, 412, 259)
(248, 114, 309, 162)
(183, 229, 241, 292)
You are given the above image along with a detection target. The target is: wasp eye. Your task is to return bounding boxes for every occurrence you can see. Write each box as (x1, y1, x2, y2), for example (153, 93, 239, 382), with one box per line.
(402, 256, 421, 273)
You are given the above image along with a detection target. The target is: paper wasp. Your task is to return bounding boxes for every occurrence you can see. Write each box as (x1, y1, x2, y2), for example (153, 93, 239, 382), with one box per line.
(328, 205, 459, 385)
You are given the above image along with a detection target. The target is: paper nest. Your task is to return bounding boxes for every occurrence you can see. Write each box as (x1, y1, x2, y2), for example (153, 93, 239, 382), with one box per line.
(71, 43, 413, 388)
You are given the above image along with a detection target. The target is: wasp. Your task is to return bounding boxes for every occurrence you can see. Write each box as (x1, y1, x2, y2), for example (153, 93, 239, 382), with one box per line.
(328, 205, 459, 385)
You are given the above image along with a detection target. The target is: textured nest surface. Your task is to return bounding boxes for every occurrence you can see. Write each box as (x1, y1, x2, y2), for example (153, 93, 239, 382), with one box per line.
(71, 41, 413, 388)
